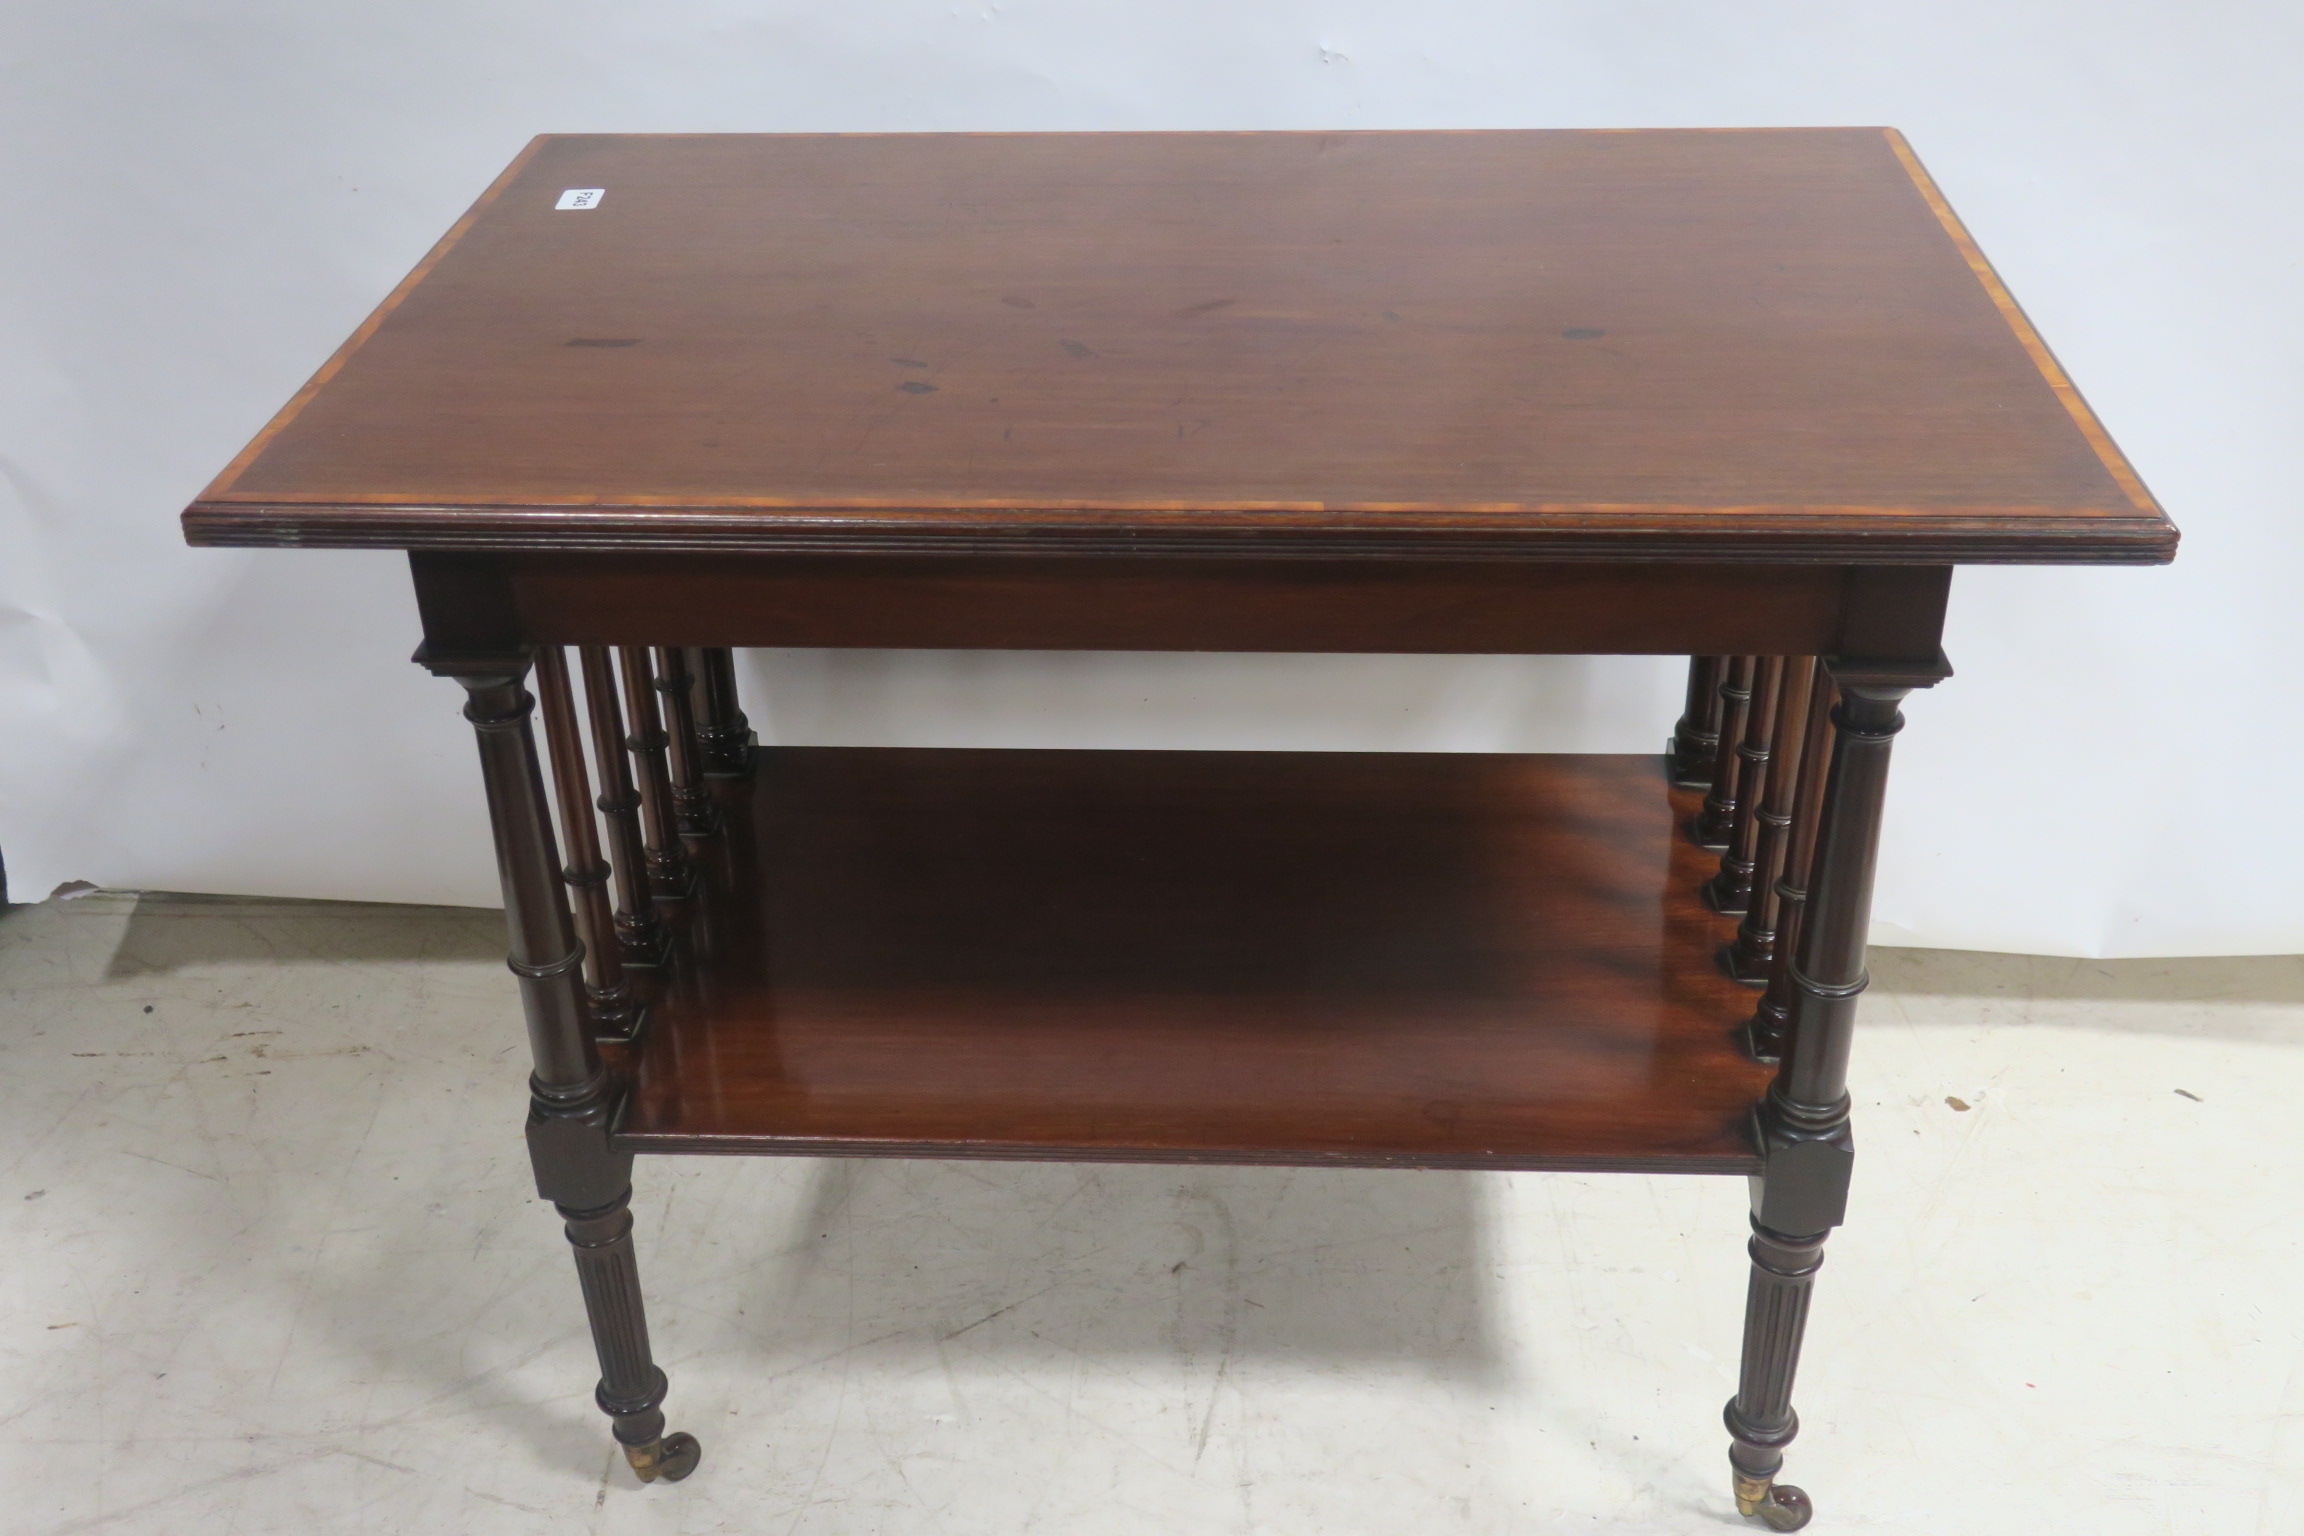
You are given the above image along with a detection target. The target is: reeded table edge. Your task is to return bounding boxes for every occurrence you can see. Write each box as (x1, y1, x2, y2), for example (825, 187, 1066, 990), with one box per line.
(181, 502, 2179, 565)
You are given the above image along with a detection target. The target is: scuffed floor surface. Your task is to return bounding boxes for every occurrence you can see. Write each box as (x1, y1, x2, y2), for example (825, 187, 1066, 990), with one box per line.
(3, 890, 2301, 1535)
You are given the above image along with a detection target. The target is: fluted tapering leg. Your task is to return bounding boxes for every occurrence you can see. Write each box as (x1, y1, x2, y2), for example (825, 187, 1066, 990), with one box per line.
(1727, 668, 1931, 1529)
(580, 645, 669, 966)
(535, 647, 637, 1038)
(1724, 658, 1817, 979)
(424, 648, 697, 1487)
(1706, 655, 1785, 915)
(690, 647, 754, 777)
(1693, 656, 1756, 848)
(563, 1186, 700, 1482)
(653, 646, 720, 837)
(1747, 671, 1837, 1060)
(1725, 1223, 1824, 1531)
(1670, 656, 1726, 787)
(617, 647, 696, 898)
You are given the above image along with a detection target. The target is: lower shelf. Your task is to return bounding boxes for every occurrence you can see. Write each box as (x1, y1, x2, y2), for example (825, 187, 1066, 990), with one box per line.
(607, 747, 1773, 1173)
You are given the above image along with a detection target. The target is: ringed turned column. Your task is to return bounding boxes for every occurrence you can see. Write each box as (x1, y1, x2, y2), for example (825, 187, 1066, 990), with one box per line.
(1694, 656, 1757, 848)
(652, 646, 720, 838)
(1671, 656, 1727, 787)
(533, 646, 636, 1039)
(1724, 657, 1819, 982)
(1746, 667, 1836, 1058)
(689, 647, 755, 777)
(579, 645, 669, 966)
(1705, 655, 1786, 915)
(617, 647, 696, 898)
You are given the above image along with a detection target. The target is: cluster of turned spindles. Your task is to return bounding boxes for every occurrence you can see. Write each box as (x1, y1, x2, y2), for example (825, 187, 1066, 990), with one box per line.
(1671, 654, 1834, 1062)
(530, 646, 754, 1039)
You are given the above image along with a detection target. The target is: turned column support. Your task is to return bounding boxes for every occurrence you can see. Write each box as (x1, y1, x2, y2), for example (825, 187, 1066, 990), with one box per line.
(690, 647, 755, 777)
(1725, 657, 1818, 984)
(1706, 655, 1785, 915)
(534, 647, 638, 1040)
(1693, 656, 1756, 848)
(1727, 651, 1947, 1530)
(418, 646, 601, 1101)
(617, 647, 697, 898)
(579, 645, 670, 966)
(1746, 669, 1836, 1060)
(1670, 656, 1726, 787)
(1772, 668, 1941, 1120)
(653, 646, 720, 837)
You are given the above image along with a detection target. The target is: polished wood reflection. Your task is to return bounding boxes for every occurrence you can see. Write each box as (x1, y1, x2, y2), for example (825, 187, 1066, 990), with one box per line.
(609, 748, 1773, 1172)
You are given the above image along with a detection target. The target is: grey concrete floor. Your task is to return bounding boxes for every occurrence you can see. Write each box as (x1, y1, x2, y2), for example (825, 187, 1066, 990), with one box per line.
(2, 890, 2300, 1535)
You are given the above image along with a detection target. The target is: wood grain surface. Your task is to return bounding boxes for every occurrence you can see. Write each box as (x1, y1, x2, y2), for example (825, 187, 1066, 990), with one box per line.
(608, 747, 1776, 1171)
(185, 129, 2173, 565)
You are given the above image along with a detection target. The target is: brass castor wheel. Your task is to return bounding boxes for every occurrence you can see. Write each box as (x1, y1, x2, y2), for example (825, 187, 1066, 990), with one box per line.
(624, 1431, 702, 1484)
(1734, 1470, 1813, 1531)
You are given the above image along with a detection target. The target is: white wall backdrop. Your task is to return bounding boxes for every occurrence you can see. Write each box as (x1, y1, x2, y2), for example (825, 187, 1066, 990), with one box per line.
(2, 2, 2298, 956)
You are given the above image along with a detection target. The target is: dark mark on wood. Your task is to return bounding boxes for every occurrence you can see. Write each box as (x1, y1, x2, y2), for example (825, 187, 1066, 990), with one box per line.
(1176, 299, 1235, 317)
(1060, 339, 1098, 359)
(2174, 1088, 2202, 1102)
(1001, 295, 1034, 309)
(1945, 1096, 1970, 1111)
(1562, 327, 1605, 340)
(897, 381, 938, 394)
(567, 338, 642, 348)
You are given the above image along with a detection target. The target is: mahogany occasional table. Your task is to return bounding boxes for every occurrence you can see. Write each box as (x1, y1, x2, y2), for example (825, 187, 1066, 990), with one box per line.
(183, 129, 2175, 1528)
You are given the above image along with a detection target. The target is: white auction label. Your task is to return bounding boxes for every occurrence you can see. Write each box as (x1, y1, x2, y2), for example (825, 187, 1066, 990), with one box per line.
(555, 188, 605, 210)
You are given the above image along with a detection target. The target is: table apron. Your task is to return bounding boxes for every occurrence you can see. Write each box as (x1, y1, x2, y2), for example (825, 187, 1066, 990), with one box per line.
(412, 553, 1950, 660)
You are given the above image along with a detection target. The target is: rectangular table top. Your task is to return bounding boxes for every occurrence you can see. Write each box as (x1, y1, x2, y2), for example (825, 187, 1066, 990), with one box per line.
(183, 129, 2174, 565)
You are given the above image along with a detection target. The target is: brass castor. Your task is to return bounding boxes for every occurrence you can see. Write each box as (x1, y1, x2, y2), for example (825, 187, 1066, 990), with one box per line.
(624, 1431, 702, 1484)
(1734, 1468, 1813, 1531)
